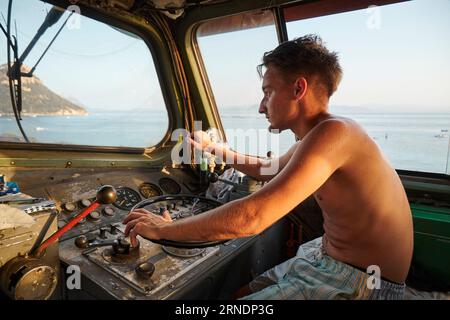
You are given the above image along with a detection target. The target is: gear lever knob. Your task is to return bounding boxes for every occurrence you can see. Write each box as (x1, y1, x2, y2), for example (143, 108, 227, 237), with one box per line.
(96, 185, 117, 204)
(36, 185, 117, 255)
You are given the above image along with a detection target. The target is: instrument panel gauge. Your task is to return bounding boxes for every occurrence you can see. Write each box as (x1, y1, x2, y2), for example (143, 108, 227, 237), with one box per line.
(139, 183, 163, 199)
(113, 187, 141, 210)
(158, 178, 181, 195)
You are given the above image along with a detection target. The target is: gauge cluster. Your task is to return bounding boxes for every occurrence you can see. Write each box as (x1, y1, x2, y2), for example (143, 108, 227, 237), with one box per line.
(57, 176, 185, 241)
(138, 182, 162, 198)
(113, 187, 141, 210)
(137, 178, 181, 200)
(62, 177, 183, 216)
(158, 177, 181, 194)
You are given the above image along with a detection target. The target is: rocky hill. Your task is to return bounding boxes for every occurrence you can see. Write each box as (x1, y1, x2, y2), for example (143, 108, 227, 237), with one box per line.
(0, 64, 87, 116)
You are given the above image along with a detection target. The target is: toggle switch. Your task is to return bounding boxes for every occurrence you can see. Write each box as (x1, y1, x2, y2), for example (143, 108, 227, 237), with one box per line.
(110, 224, 118, 235)
(99, 227, 108, 239)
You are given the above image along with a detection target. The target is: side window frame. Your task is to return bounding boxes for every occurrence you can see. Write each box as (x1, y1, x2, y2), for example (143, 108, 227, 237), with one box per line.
(191, 9, 288, 154)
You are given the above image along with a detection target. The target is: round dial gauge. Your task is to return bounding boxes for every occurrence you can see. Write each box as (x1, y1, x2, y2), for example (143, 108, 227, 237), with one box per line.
(113, 187, 141, 210)
(158, 178, 181, 195)
(139, 183, 163, 199)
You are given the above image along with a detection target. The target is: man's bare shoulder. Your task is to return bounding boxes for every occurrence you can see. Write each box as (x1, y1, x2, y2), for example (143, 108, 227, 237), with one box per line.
(287, 116, 367, 173)
(302, 116, 357, 146)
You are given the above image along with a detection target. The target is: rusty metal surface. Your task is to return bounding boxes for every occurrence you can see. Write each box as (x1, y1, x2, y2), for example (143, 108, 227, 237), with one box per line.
(84, 229, 219, 295)
(0, 209, 60, 299)
(1, 165, 256, 299)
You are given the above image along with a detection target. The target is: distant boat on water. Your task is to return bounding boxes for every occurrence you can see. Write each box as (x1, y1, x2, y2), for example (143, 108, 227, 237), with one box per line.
(434, 129, 448, 138)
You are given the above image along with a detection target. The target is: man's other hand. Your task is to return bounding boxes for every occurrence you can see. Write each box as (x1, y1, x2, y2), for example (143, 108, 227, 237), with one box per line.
(186, 130, 214, 152)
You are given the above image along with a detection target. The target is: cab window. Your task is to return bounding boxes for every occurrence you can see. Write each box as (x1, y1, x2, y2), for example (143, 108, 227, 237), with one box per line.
(285, 0, 450, 174)
(196, 11, 296, 158)
(0, 1, 168, 148)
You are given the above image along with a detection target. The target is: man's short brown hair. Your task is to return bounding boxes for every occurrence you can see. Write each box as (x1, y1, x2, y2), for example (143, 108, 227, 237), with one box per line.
(257, 35, 343, 98)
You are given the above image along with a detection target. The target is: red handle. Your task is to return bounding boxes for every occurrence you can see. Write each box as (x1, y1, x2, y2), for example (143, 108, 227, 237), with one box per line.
(37, 202, 100, 254)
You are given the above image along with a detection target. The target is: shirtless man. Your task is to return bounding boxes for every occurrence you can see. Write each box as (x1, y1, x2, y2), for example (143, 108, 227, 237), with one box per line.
(123, 35, 413, 299)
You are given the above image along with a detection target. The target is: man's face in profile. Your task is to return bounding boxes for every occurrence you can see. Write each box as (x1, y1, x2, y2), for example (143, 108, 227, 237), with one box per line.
(259, 66, 299, 133)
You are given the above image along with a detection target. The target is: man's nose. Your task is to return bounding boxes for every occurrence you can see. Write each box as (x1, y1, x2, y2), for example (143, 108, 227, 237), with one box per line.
(259, 99, 266, 114)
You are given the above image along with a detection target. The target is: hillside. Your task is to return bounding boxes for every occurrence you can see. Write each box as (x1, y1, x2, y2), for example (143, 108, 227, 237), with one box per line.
(0, 64, 87, 116)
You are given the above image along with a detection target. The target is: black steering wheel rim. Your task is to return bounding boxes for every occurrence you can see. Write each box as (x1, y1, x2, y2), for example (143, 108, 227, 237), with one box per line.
(130, 194, 228, 248)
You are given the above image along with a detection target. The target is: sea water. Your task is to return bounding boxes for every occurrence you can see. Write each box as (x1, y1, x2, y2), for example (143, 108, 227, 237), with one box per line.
(1, 110, 449, 174)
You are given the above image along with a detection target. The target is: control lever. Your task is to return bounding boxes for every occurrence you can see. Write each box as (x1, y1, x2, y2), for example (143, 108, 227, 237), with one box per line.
(74, 235, 135, 255)
(208, 172, 233, 185)
(207, 172, 259, 195)
(207, 172, 242, 191)
(75, 235, 117, 249)
(35, 185, 117, 255)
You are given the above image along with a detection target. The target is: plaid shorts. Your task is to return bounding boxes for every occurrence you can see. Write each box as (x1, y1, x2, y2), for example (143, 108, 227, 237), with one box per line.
(242, 237, 405, 300)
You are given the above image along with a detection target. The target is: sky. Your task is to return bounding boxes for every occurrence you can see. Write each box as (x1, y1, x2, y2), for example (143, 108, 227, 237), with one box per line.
(0, 0, 165, 111)
(0, 0, 449, 113)
(198, 0, 450, 112)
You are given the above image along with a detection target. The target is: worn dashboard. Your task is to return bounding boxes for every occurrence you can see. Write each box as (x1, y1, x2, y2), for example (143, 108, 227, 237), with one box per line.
(0, 164, 287, 300)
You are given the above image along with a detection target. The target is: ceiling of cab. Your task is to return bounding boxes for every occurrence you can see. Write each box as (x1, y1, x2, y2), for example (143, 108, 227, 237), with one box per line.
(57, 0, 230, 19)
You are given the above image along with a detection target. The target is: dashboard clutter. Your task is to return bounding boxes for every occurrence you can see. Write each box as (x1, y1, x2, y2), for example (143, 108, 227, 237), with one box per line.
(0, 175, 20, 196)
(206, 168, 245, 202)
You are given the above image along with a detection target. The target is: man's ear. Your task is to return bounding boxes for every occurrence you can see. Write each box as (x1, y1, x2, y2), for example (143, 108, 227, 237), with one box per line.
(294, 77, 307, 101)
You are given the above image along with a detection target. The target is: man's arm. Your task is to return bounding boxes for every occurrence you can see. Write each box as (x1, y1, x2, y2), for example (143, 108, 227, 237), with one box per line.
(212, 142, 299, 181)
(240, 120, 351, 232)
(188, 132, 299, 181)
(125, 120, 350, 243)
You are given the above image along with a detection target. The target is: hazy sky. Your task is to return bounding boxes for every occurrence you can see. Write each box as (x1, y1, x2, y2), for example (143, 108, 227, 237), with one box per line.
(1, 0, 449, 113)
(198, 0, 450, 112)
(0, 0, 164, 111)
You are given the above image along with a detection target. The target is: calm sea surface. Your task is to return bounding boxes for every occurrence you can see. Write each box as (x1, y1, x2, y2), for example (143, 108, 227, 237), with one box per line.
(1, 110, 449, 174)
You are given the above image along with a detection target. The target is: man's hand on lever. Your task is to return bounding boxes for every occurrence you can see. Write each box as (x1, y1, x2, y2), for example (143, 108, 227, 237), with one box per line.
(186, 130, 216, 154)
(186, 130, 292, 182)
(123, 208, 172, 247)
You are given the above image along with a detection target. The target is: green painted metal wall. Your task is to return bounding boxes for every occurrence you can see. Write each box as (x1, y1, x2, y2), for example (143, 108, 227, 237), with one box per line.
(411, 204, 450, 285)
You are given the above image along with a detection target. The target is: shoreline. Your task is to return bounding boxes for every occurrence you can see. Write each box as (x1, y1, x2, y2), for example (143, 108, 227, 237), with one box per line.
(0, 113, 88, 117)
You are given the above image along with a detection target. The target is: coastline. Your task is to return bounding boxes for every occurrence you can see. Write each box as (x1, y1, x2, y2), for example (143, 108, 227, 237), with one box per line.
(0, 112, 88, 117)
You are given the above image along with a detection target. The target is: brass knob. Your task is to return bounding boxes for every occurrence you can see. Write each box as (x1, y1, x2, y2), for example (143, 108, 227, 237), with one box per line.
(135, 261, 155, 279)
(96, 185, 117, 204)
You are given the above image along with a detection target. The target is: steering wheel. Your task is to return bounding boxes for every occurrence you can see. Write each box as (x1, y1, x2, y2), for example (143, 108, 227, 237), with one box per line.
(129, 194, 229, 248)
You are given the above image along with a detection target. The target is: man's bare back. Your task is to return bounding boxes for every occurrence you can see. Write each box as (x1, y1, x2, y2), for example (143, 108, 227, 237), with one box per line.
(300, 116, 413, 283)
